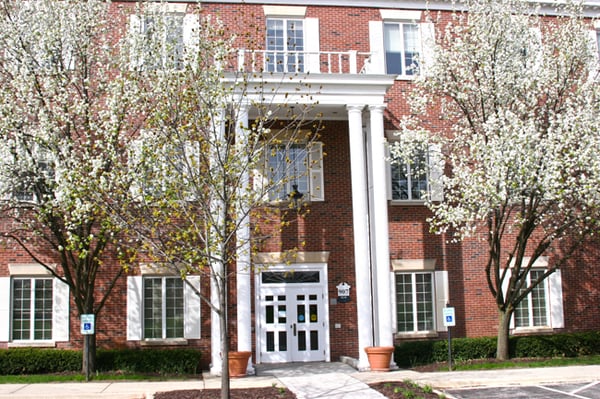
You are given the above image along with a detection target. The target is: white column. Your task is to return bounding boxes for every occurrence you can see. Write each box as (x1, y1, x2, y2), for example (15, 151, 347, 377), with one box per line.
(235, 103, 255, 375)
(347, 104, 373, 370)
(368, 104, 395, 358)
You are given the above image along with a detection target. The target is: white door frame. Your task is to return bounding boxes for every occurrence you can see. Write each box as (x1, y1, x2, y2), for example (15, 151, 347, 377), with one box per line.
(255, 263, 330, 364)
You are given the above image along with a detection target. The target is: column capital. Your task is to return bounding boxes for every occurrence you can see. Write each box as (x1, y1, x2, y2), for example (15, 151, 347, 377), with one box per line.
(346, 104, 365, 113)
(368, 103, 387, 113)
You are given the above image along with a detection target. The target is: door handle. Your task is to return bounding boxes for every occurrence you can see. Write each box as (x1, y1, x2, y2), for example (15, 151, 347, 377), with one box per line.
(292, 323, 296, 336)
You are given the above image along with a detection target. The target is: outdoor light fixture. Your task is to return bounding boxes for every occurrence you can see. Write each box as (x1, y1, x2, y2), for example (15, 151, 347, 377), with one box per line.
(289, 184, 304, 210)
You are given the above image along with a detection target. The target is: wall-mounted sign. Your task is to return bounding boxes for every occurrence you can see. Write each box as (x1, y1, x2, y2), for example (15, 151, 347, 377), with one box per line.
(336, 282, 351, 303)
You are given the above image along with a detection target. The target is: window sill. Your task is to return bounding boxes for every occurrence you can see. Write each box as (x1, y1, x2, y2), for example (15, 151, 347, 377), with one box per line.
(395, 331, 438, 339)
(511, 327, 554, 335)
(140, 338, 188, 346)
(390, 200, 427, 206)
(8, 341, 56, 348)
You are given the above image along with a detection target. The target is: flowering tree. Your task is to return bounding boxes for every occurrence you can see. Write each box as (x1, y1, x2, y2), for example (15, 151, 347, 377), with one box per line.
(0, 0, 150, 375)
(392, 0, 600, 360)
(110, 6, 322, 398)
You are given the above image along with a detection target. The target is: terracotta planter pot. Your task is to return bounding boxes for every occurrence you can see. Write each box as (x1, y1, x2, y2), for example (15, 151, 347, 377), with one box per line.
(364, 346, 394, 371)
(228, 351, 252, 378)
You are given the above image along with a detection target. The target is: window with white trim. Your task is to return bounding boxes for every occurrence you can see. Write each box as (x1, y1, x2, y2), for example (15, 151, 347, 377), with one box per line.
(266, 18, 304, 73)
(143, 277, 184, 339)
(384, 22, 420, 76)
(11, 278, 53, 341)
(388, 143, 443, 202)
(262, 141, 324, 202)
(514, 269, 548, 328)
(395, 272, 435, 332)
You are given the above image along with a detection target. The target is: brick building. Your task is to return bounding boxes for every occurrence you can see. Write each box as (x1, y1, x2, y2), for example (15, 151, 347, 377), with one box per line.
(1, 0, 600, 375)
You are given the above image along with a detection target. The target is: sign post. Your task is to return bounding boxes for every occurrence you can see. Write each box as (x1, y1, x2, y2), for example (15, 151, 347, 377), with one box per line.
(443, 305, 455, 371)
(81, 314, 95, 381)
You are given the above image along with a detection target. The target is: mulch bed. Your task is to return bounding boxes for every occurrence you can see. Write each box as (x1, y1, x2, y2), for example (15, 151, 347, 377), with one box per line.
(154, 386, 297, 399)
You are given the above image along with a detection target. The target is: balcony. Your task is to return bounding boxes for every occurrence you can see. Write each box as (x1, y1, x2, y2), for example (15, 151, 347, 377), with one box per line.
(234, 49, 374, 75)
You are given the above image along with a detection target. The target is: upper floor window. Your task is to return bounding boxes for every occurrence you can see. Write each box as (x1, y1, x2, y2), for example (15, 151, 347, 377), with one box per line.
(388, 142, 443, 203)
(129, 9, 198, 71)
(260, 141, 324, 203)
(266, 18, 304, 73)
(384, 22, 420, 76)
(12, 278, 53, 341)
(391, 149, 428, 201)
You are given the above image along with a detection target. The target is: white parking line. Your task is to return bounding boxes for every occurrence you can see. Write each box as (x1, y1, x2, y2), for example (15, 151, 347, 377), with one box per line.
(538, 384, 591, 399)
(571, 381, 600, 395)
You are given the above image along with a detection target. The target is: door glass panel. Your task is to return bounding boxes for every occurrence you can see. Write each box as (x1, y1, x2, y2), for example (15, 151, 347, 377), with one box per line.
(266, 305, 274, 324)
(279, 331, 287, 351)
(278, 305, 286, 323)
(278, 295, 286, 301)
(298, 330, 306, 351)
(266, 331, 274, 352)
(297, 304, 306, 323)
(309, 304, 318, 323)
(297, 295, 305, 300)
(309, 294, 317, 300)
(310, 330, 318, 350)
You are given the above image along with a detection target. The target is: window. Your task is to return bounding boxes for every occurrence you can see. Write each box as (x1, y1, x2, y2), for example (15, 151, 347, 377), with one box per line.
(391, 149, 428, 201)
(389, 143, 443, 202)
(515, 269, 548, 328)
(143, 277, 184, 339)
(12, 159, 54, 203)
(395, 272, 435, 333)
(129, 10, 198, 71)
(11, 278, 53, 341)
(384, 22, 420, 76)
(266, 18, 304, 72)
(262, 141, 324, 202)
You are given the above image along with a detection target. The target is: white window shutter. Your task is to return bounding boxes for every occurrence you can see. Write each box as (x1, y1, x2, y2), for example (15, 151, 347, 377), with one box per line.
(368, 21, 385, 74)
(588, 30, 599, 77)
(129, 14, 143, 70)
(385, 145, 392, 201)
(501, 269, 515, 329)
(252, 149, 269, 202)
(390, 272, 397, 333)
(304, 18, 320, 73)
(52, 279, 70, 342)
(184, 276, 201, 339)
(183, 13, 200, 65)
(428, 143, 443, 202)
(308, 142, 324, 201)
(548, 270, 564, 329)
(0, 277, 10, 341)
(419, 22, 435, 76)
(127, 276, 143, 341)
(434, 271, 449, 332)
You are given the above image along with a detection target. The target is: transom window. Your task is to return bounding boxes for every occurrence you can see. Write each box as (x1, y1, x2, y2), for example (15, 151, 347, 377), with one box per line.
(515, 269, 548, 328)
(12, 278, 53, 341)
(143, 277, 184, 339)
(266, 18, 304, 72)
(384, 22, 420, 76)
(395, 272, 435, 332)
(391, 149, 428, 201)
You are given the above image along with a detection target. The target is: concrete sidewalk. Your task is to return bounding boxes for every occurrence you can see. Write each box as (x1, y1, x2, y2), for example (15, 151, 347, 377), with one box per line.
(0, 363, 598, 399)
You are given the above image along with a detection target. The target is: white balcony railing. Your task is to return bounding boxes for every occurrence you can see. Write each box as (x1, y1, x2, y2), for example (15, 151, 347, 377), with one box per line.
(235, 49, 373, 75)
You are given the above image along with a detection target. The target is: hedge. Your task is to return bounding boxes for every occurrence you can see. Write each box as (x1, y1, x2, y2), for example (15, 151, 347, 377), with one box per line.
(0, 348, 202, 375)
(394, 331, 600, 368)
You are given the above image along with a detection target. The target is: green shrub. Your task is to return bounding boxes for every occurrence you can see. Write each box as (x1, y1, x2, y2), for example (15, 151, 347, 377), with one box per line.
(395, 331, 600, 368)
(0, 348, 201, 375)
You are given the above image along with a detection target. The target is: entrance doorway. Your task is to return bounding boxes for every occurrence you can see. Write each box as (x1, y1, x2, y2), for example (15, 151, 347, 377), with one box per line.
(256, 265, 329, 363)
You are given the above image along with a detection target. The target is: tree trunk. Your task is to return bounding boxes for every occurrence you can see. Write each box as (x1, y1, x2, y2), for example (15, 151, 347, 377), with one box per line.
(496, 309, 512, 361)
(82, 333, 97, 379)
(220, 272, 230, 399)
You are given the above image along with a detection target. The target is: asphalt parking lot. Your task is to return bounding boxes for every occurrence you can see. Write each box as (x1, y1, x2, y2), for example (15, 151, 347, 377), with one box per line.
(446, 381, 600, 399)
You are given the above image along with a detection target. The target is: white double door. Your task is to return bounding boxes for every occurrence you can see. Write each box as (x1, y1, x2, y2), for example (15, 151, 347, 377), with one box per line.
(257, 268, 329, 363)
